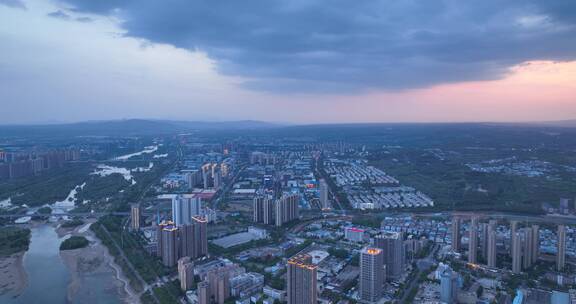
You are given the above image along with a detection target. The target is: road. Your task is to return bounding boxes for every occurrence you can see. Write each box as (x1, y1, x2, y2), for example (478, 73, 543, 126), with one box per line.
(289, 215, 352, 233)
(400, 244, 437, 303)
(100, 224, 160, 304)
(314, 156, 347, 215)
(211, 163, 247, 210)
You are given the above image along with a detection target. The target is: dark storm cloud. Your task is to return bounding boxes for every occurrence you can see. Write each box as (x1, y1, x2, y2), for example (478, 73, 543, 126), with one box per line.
(59, 0, 576, 93)
(0, 0, 26, 9)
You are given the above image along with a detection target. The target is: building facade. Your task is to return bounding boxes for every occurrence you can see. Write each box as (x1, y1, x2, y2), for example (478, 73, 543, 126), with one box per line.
(319, 179, 329, 210)
(468, 216, 478, 264)
(161, 225, 179, 267)
(275, 193, 299, 227)
(487, 224, 497, 268)
(130, 203, 141, 231)
(374, 232, 404, 281)
(253, 196, 264, 223)
(178, 257, 195, 291)
(557, 225, 566, 272)
(359, 247, 384, 303)
(440, 267, 458, 304)
(287, 254, 317, 304)
(172, 194, 201, 226)
(452, 217, 461, 252)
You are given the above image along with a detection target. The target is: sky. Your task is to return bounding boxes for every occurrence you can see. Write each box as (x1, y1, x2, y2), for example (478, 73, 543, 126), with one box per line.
(0, 0, 575, 124)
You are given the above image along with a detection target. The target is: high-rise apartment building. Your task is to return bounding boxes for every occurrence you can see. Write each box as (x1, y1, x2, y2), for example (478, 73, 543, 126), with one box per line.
(359, 247, 384, 303)
(275, 193, 299, 227)
(468, 216, 478, 264)
(130, 203, 141, 231)
(560, 198, 571, 214)
(440, 267, 458, 304)
(160, 225, 179, 267)
(480, 222, 488, 260)
(287, 254, 317, 304)
(178, 216, 208, 259)
(510, 220, 519, 271)
(213, 169, 222, 190)
(263, 196, 275, 225)
(156, 220, 173, 261)
(192, 216, 208, 259)
(451, 217, 461, 252)
(319, 179, 329, 210)
(557, 224, 566, 272)
(522, 228, 534, 269)
(512, 231, 522, 273)
(205, 264, 244, 304)
(178, 257, 195, 291)
(172, 194, 201, 226)
(186, 169, 203, 189)
(531, 225, 540, 264)
(487, 225, 497, 268)
(198, 281, 210, 304)
(374, 232, 404, 281)
(253, 196, 264, 223)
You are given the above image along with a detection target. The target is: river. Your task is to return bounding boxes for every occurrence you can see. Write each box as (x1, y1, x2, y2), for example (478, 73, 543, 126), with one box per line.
(0, 225, 124, 304)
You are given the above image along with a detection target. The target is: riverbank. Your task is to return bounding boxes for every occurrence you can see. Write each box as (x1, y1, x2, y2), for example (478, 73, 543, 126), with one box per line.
(59, 221, 140, 303)
(0, 252, 26, 297)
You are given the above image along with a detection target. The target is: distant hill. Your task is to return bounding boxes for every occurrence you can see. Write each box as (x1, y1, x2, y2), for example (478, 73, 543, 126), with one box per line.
(0, 119, 279, 137)
(535, 119, 576, 127)
(489, 119, 576, 128)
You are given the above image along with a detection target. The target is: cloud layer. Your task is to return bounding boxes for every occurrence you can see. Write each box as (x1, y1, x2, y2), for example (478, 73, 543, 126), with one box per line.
(57, 0, 576, 93)
(0, 0, 26, 9)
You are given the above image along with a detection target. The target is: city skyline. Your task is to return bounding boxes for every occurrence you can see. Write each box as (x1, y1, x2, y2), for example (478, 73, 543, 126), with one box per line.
(1, 0, 576, 124)
(2, 1, 576, 301)
(1, 119, 575, 303)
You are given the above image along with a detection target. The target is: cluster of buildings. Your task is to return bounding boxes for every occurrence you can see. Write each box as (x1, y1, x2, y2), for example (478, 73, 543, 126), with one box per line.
(323, 159, 399, 186)
(162, 159, 232, 191)
(354, 231, 408, 303)
(253, 193, 300, 227)
(130, 197, 209, 268)
(158, 145, 235, 192)
(189, 259, 265, 304)
(348, 187, 434, 210)
(323, 158, 434, 210)
(557, 198, 576, 215)
(451, 216, 570, 274)
(288, 228, 410, 304)
(466, 158, 551, 177)
(0, 149, 81, 180)
(234, 149, 324, 212)
(156, 217, 208, 267)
